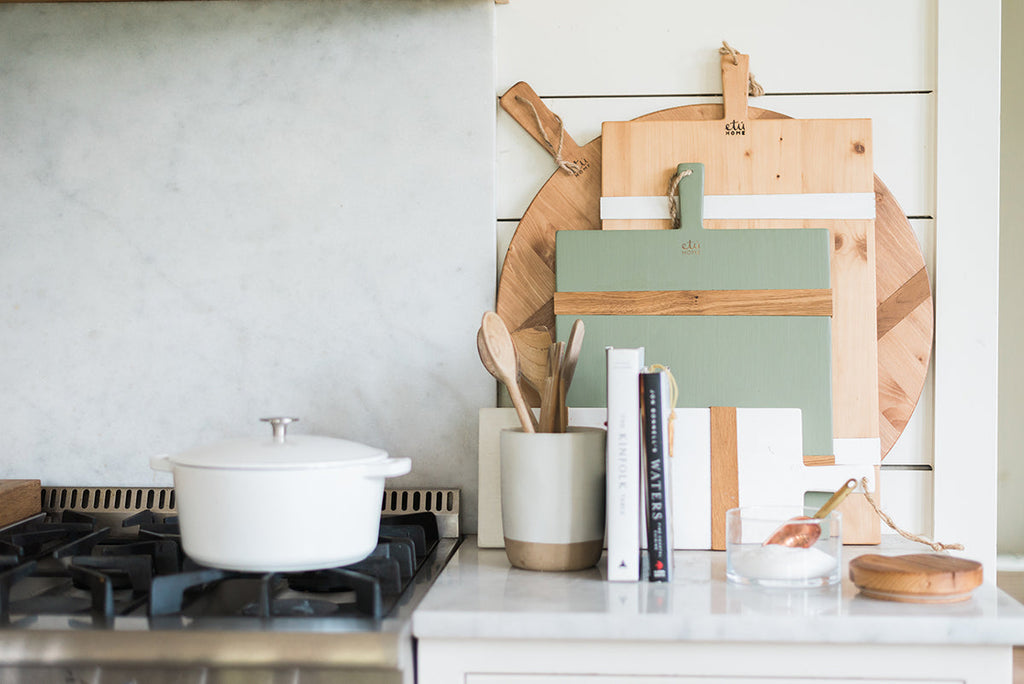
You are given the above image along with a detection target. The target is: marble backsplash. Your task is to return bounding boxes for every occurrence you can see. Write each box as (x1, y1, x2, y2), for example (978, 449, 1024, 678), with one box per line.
(0, 0, 495, 531)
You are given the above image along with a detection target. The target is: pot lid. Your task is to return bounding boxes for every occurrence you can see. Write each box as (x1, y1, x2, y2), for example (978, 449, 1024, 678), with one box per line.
(166, 418, 390, 470)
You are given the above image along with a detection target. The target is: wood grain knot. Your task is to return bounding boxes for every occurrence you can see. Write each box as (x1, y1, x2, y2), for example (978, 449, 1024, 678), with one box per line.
(833, 233, 869, 261)
(853, 141, 866, 154)
(855, 234, 869, 261)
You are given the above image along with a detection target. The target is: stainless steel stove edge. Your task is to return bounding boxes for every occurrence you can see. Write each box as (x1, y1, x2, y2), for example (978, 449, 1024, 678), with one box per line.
(0, 657, 408, 684)
(39, 486, 460, 537)
(0, 491, 463, 683)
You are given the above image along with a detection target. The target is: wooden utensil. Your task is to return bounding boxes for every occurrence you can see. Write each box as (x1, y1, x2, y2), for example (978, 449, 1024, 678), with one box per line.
(0, 479, 41, 528)
(558, 319, 585, 431)
(763, 478, 857, 548)
(849, 553, 983, 603)
(479, 312, 535, 433)
(539, 341, 565, 433)
(496, 80, 931, 462)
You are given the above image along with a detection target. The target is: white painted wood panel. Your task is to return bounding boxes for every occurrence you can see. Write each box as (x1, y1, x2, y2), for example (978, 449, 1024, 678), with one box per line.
(495, 0, 998, 565)
(998, 0, 1024, 555)
(498, 94, 933, 220)
(878, 469, 933, 538)
(497, 220, 517, 276)
(496, 0, 935, 96)
(933, 0, 1002, 570)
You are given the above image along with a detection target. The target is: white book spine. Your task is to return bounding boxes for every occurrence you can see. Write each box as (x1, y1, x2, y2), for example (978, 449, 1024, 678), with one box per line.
(605, 346, 644, 581)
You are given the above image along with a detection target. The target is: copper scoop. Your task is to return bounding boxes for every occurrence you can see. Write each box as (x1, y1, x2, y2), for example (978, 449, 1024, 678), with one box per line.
(762, 478, 858, 548)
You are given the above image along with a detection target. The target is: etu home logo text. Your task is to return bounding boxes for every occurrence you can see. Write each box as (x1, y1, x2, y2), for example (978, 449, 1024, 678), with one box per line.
(725, 119, 745, 136)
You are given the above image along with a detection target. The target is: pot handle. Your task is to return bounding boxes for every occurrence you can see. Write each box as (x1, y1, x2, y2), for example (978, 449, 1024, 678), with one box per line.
(150, 454, 174, 472)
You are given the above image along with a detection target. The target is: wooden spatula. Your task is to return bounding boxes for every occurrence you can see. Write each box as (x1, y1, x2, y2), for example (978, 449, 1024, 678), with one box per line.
(539, 341, 565, 433)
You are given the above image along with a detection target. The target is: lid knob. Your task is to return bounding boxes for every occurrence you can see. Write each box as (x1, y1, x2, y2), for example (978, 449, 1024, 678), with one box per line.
(261, 417, 299, 444)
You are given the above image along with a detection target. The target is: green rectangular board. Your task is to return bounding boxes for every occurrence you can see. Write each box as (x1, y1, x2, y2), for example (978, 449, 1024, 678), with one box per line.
(555, 163, 835, 458)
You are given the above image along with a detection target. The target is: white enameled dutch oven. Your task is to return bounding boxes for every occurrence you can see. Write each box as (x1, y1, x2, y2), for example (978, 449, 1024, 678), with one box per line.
(150, 417, 410, 572)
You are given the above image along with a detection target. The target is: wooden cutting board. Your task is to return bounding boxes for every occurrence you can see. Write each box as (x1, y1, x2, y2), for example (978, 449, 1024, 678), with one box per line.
(849, 553, 983, 603)
(0, 479, 41, 527)
(496, 80, 931, 461)
(599, 52, 877, 467)
(555, 163, 835, 459)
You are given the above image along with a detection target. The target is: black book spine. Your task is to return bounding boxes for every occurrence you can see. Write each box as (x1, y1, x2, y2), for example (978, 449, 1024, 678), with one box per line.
(641, 371, 672, 582)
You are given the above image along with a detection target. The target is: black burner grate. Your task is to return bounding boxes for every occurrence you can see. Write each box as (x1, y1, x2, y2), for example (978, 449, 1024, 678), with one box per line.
(0, 510, 440, 623)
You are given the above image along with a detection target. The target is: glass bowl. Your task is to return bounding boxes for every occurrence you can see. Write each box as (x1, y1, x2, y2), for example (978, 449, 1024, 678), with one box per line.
(725, 506, 842, 588)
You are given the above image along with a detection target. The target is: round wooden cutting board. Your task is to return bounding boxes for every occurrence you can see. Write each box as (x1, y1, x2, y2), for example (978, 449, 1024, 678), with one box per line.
(496, 82, 933, 460)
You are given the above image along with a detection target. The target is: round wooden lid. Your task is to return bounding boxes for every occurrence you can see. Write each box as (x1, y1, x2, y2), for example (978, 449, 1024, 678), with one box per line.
(849, 553, 983, 603)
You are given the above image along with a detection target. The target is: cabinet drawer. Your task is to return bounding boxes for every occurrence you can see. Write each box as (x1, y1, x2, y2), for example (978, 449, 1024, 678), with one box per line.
(468, 677, 954, 684)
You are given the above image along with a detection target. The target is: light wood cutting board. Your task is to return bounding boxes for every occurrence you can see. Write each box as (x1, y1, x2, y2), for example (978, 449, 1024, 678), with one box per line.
(556, 163, 835, 459)
(599, 52, 878, 466)
(496, 80, 931, 462)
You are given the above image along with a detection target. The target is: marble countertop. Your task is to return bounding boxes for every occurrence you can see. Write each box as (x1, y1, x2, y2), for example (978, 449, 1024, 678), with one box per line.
(412, 537, 1024, 646)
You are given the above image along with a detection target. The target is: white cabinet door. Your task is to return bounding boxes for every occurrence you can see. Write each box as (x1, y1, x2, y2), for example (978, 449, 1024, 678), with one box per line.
(418, 639, 1006, 684)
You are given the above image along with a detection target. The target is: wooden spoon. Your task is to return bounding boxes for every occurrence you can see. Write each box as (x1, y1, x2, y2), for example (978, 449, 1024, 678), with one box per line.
(762, 478, 857, 548)
(479, 312, 536, 433)
(478, 328, 539, 431)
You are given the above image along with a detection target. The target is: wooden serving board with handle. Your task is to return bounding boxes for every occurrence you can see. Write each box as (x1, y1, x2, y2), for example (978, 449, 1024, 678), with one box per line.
(599, 51, 878, 467)
(556, 162, 835, 459)
(496, 80, 931, 462)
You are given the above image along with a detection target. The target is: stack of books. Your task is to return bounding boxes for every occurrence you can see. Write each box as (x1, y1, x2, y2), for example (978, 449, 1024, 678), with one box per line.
(605, 347, 674, 583)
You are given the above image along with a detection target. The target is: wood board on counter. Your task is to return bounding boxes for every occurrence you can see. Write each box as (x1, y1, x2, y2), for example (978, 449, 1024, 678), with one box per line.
(495, 80, 932, 463)
(0, 479, 40, 528)
(598, 53, 878, 466)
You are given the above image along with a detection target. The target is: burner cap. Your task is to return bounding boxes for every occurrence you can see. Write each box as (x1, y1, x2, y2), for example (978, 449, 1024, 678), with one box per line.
(287, 570, 351, 593)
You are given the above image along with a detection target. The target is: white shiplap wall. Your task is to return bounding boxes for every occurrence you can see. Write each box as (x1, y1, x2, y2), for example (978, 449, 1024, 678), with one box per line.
(495, 0, 1000, 565)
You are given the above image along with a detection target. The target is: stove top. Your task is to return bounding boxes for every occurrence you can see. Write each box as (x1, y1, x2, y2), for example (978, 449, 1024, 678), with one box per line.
(0, 487, 461, 683)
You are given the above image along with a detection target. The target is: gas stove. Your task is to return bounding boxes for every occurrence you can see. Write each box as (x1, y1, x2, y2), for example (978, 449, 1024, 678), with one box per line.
(0, 486, 460, 684)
